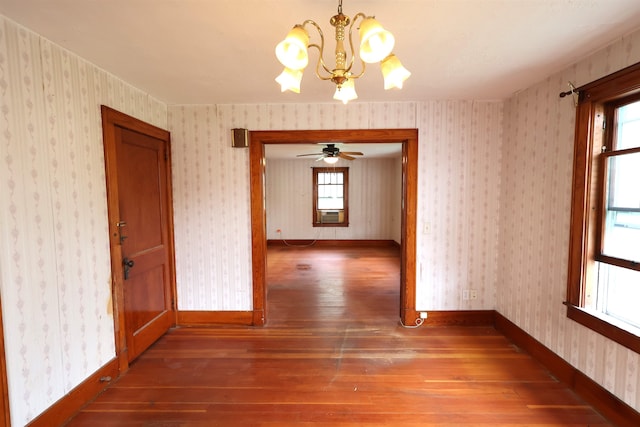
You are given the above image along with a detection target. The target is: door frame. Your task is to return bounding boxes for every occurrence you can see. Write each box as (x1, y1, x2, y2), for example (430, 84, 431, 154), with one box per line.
(101, 106, 177, 371)
(0, 295, 10, 426)
(249, 129, 419, 326)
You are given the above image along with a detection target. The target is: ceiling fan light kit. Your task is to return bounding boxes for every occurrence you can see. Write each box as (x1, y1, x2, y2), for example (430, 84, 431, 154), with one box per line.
(275, 0, 410, 104)
(323, 156, 340, 164)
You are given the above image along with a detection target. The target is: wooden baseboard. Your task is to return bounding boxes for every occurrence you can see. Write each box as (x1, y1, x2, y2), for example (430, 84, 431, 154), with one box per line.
(26, 358, 119, 427)
(177, 310, 254, 326)
(494, 311, 640, 427)
(420, 310, 495, 326)
(178, 310, 494, 328)
(267, 239, 399, 247)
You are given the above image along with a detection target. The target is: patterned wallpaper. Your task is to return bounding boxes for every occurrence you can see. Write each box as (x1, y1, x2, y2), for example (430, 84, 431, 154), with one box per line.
(417, 101, 503, 310)
(168, 103, 422, 312)
(168, 101, 503, 315)
(168, 105, 253, 311)
(0, 16, 167, 426)
(498, 29, 640, 410)
(2, 9, 640, 425)
(265, 158, 402, 241)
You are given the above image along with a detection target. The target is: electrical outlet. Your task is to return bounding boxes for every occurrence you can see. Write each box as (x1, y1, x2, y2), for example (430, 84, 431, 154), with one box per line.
(419, 311, 428, 319)
(423, 222, 431, 234)
(470, 290, 478, 300)
(462, 290, 470, 300)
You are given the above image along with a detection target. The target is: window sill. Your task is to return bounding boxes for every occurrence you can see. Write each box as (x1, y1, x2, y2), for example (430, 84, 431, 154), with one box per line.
(565, 303, 640, 354)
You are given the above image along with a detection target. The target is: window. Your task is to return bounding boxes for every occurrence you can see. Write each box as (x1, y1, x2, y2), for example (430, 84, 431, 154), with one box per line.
(313, 167, 349, 227)
(567, 63, 640, 353)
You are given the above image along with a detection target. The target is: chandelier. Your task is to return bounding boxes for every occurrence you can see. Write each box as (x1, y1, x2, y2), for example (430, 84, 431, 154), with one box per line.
(274, 0, 411, 104)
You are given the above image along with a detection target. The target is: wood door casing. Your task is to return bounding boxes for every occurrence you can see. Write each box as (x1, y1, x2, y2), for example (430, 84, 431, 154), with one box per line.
(0, 295, 10, 426)
(101, 106, 177, 369)
(249, 129, 418, 326)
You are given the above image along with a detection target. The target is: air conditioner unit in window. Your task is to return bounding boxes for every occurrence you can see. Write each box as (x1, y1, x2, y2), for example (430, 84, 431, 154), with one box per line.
(320, 211, 340, 223)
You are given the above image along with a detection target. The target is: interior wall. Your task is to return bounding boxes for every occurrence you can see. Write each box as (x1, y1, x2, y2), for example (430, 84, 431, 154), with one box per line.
(0, 16, 168, 426)
(168, 101, 503, 313)
(265, 158, 401, 241)
(416, 101, 503, 310)
(498, 28, 640, 411)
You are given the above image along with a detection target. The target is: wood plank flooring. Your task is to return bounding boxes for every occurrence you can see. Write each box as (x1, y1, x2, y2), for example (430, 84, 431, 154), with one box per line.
(65, 244, 613, 426)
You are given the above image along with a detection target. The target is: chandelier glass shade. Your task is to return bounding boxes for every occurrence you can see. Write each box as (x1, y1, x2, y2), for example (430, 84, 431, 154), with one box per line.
(275, 68, 303, 93)
(275, 0, 410, 103)
(358, 17, 395, 63)
(381, 54, 412, 90)
(333, 78, 357, 104)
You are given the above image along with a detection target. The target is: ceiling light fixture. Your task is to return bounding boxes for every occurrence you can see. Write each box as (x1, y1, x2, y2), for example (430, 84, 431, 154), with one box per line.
(275, 0, 410, 104)
(323, 156, 340, 164)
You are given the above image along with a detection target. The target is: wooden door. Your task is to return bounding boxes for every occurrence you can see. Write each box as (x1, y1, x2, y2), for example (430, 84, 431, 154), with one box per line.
(102, 106, 176, 366)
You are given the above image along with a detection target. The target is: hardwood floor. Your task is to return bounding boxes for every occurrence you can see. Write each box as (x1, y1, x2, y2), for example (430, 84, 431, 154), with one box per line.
(65, 244, 613, 426)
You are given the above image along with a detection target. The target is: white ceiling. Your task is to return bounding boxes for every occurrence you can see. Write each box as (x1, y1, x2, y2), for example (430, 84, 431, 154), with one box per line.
(2, 0, 640, 106)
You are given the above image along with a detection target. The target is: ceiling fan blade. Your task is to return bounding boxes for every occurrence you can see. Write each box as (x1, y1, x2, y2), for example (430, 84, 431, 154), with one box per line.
(341, 151, 364, 156)
(296, 153, 323, 157)
(338, 152, 355, 160)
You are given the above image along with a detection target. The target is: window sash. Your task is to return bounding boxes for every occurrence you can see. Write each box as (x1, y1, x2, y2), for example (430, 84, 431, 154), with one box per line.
(604, 150, 640, 212)
(615, 100, 640, 150)
(596, 262, 640, 329)
(597, 129, 640, 269)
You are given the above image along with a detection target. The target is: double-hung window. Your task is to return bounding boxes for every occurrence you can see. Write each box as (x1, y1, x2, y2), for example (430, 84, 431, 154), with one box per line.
(567, 63, 640, 353)
(596, 99, 640, 326)
(313, 167, 349, 227)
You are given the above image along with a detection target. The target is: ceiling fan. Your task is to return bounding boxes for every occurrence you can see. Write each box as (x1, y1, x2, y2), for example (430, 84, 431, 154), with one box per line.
(296, 143, 364, 162)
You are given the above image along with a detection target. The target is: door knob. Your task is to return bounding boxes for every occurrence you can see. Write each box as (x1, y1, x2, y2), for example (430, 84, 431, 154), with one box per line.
(123, 257, 135, 280)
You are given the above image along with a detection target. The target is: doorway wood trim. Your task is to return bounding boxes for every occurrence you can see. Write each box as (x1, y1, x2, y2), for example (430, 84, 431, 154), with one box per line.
(0, 295, 10, 427)
(249, 129, 419, 326)
(100, 106, 178, 371)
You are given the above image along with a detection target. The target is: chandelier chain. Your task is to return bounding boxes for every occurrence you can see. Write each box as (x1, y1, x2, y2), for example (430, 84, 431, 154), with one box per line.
(338, 0, 342, 14)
